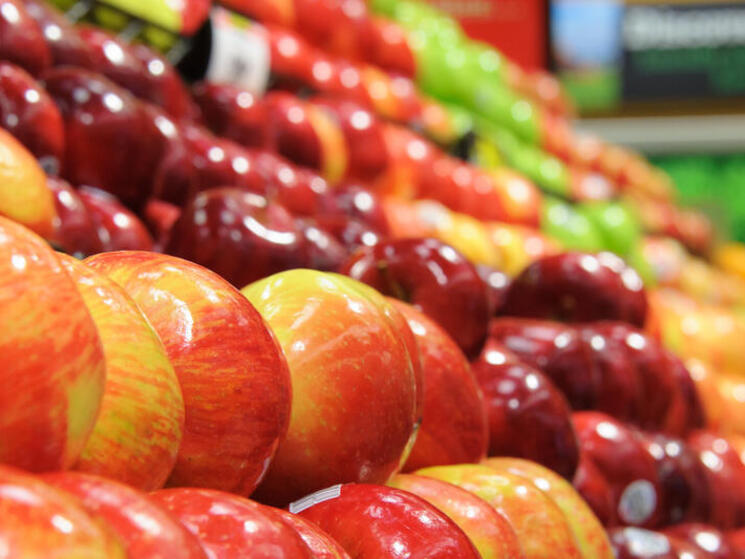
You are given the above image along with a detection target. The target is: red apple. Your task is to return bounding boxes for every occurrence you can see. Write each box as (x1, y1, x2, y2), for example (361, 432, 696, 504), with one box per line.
(662, 350, 705, 436)
(476, 264, 511, 315)
(78, 186, 154, 251)
(85, 251, 292, 495)
(388, 473, 526, 559)
(20, 0, 95, 67)
(164, 188, 305, 287)
(471, 338, 579, 480)
(42, 471, 207, 559)
(416, 464, 583, 559)
(44, 67, 168, 208)
(664, 524, 739, 559)
(608, 527, 678, 559)
(0, 464, 126, 557)
(242, 270, 418, 505)
(0, 61, 64, 171)
(0, 0, 50, 76)
(294, 483, 481, 559)
(341, 237, 491, 358)
(389, 299, 488, 472)
(498, 252, 647, 327)
(572, 412, 662, 528)
(152, 488, 313, 558)
(46, 175, 104, 257)
(296, 217, 350, 272)
(59, 254, 184, 490)
(319, 181, 390, 236)
(270, 508, 352, 559)
(572, 452, 616, 526)
(726, 529, 745, 554)
(0, 216, 105, 471)
(143, 198, 181, 251)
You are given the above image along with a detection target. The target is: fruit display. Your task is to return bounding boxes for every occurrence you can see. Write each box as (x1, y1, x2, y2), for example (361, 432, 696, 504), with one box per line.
(3, 0, 745, 556)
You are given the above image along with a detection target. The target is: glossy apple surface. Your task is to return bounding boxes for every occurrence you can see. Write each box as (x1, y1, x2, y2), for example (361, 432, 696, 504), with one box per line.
(152, 488, 313, 558)
(0, 216, 105, 471)
(295, 483, 481, 559)
(243, 270, 418, 505)
(572, 452, 616, 526)
(390, 299, 488, 472)
(664, 524, 739, 559)
(417, 464, 583, 559)
(42, 471, 207, 559)
(572, 412, 662, 528)
(476, 264, 511, 315)
(85, 251, 292, 495)
(21, 0, 95, 67)
(472, 338, 579, 480)
(608, 527, 677, 559)
(47, 176, 104, 257)
(388, 474, 525, 559)
(270, 508, 352, 559)
(0, 0, 50, 76)
(0, 61, 64, 170)
(341, 237, 491, 358)
(78, 186, 154, 251)
(253, 151, 330, 216)
(0, 465, 125, 558)
(164, 188, 305, 287)
(498, 252, 647, 327)
(319, 182, 390, 236)
(483, 458, 613, 559)
(59, 254, 184, 490)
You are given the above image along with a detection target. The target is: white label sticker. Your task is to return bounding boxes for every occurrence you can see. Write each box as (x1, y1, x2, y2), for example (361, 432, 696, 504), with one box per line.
(288, 484, 343, 514)
(207, 7, 270, 95)
(618, 479, 657, 525)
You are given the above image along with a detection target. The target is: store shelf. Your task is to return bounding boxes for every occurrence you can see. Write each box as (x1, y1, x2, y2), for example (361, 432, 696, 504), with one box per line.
(577, 113, 745, 155)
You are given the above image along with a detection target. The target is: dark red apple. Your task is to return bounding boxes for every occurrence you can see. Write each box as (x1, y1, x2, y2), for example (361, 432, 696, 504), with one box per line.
(608, 527, 678, 559)
(42, 471, 207, 559)
(295, 218, 349, 272)
(498, 252, 647, 327)
(389, 299, 488, 472)
(164, 188, 305, 287)
(77, 186, 154, 252)
(192, 81, 269, 148)
(319, 182, 390, 236)
(43, 67, 168, 208)
(640, 432, 711, 525)
(340, 237, 491, 358)
(488, 318, 599, 410)
(573, 411, 662, 528)
(294, 483, 481, 559)
(664, 524, 739, 559)
(573, 451, 616, 526)
(270, 508, 352, 559)
(20, 0, 94, 67)
(46, 175, 104, 257)
(476, 264, 511, 316)
(687, 430, 745, 529)
(143, 198, 181, 251)
(471, 337, 579, 480)
(662, 351, 705, 436)
(0, 61, 64, 171)
(263, 90, 322, 171)
(152, 488, 313, 558)
(0, 0, 50, 77)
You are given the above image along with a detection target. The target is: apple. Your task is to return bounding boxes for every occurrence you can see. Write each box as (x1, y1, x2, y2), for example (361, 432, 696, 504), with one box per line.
(608, 527, 678, 559)
(294, 483, 481, 558)
(84, 251, 292, 495)
(572, 412, 662, 528)
(143, 198, 181, 251)
(43, 67, 169, 208)
(295, 218, 350, 272)
(340, 237, 491, 358)
(664, 524, 739, 559)
(20, 0, 95, 67)
(471, 337, 579, 480)
(0, 61, 64, 171)
(58, 254, 184, 490)
(192, 81, 270, 149)
(0, 0, 50, 76)
(270, 508, 352, 559)
(389, 299, 488, 472)
(476, 264, 511, 315)
(242, 270, 418, 505)
(319, 181, 390, 236)
(0, 127, 57, 237)
(388, 473, 525, 559)
(416, 463, 583, 559)
(497, 252, 647, 327)
(0, 465, 126, 557)
(687, 430, 745, 529)
(77, 186, 154, 252)
(487, 318, 598, 410)
(572, 452, 616, 526)
(47, 175, 104, 257)
(0, 216, 105, 471)
(164, 188, 305, 287)
(253, 150, 330, 216)
(152, 488, 314, 558)
(483, 458, 614, 559)
(639, 432, 710, 525)
(262, 91, 324, 171)
(727, 529, 745, 554)
(661, 350, 705, 436)
(42, 471, 207, 558)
